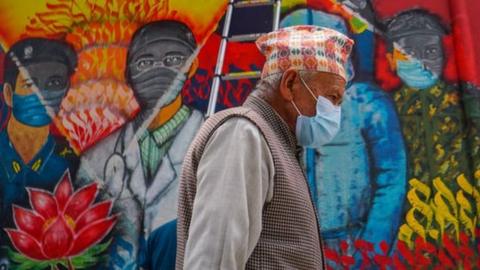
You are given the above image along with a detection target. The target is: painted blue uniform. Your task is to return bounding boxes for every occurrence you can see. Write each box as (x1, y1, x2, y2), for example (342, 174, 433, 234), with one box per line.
(306, 82, 407, 257)
(0, 130, 79, 241)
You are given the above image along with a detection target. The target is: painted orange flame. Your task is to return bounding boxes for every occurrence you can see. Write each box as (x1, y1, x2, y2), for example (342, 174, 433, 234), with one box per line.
(0, 0, 227, 153)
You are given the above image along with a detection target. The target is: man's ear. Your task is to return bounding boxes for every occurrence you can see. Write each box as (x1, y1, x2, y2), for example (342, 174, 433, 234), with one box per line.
(3, 83, 13, 107)
(187, 57, 199, 79)
(279, 69, 297, 102)
(386, 52, 396, 71)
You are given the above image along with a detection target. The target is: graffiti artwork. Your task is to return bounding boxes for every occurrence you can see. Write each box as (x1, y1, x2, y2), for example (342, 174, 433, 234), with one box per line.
(0, 0, 479, 269)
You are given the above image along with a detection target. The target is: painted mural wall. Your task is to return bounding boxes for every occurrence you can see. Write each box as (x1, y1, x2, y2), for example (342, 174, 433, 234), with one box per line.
(0, 0, 479, 269)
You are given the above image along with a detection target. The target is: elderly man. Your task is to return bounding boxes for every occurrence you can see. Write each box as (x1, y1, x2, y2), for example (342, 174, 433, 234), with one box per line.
(177, 25, 354, 269)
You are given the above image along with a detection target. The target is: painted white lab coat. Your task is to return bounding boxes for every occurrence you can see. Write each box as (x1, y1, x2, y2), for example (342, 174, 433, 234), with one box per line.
(76, 108, 204, 248)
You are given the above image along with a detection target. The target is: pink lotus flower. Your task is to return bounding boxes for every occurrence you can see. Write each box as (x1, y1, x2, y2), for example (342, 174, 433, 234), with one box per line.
(5, 170, 117, 262)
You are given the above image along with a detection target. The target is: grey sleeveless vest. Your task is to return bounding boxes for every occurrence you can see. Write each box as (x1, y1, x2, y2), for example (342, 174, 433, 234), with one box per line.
(177, 95, 325, 269)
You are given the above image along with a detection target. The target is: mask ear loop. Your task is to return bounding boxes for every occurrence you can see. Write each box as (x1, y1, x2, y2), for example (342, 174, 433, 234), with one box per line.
(299, 74, 318, 102)
(290, 100, 302, 116)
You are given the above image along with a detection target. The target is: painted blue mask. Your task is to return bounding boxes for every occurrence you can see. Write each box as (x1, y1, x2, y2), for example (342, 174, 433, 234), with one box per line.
(292, 75, 342, 148)
(396, 57, 439, 90)
(12, 93, 52, 127)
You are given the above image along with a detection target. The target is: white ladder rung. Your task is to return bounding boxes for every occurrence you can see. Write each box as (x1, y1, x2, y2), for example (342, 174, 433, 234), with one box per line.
(234, 0, 274, 8)
(229, 33, 264, 42)
(223, 71, 262, 80)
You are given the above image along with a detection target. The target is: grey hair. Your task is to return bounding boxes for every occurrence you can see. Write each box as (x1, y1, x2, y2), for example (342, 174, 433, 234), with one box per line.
(297, 70, 317, 82)
(253, 70, 317, 97)
(253, 73, 283, 99)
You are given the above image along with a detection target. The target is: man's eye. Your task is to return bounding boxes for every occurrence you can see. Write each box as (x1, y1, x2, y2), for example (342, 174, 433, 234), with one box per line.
(22, 79, 36, 89)
(326, 95, 338, 105)
(326, 93, 343, 106)
(163, 55, 185, 67)
(136, 59, 154, 70)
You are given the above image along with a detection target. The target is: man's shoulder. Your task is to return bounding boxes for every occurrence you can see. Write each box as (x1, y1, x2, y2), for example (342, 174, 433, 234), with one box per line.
(202, 106, 257, 131)
(209, 106, 252, 120)
(208, 114, 260, 139)
(218, 116, 260, 131)
(190, 106, 269, 153)
(199, 111, 262, 143)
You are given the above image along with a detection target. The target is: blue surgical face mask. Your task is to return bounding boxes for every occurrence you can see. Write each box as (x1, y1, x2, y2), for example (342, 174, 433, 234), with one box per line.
(12, 93, 52, 127)
(291, 75, 342, 148)
(396, 57, 439, 90)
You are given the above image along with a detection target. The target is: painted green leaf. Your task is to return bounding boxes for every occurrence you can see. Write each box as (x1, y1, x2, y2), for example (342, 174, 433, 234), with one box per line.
(6, 239, 112, 269)
(81, 239, 112, 257)
(70, 239, 112, 269)
(12, 259, 50, 270)
(6, 248, 28, 264)
(7, 248, 66, 270)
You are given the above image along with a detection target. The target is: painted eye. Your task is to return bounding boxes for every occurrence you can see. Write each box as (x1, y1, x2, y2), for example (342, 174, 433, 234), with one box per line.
(46, 78, 66, 89)
(136, 59, 154, 71)
(163, 55, 185, 67)
(23, 82, 34, 88)
(22, 78, 36, 89)
(425, 48, 439, 59)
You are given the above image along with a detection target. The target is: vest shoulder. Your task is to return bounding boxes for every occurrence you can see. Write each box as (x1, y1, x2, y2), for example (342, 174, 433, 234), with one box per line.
(204, 107, 257, 127)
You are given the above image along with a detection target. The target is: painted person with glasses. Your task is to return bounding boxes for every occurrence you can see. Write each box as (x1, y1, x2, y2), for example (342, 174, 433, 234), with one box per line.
(75, 20, 204, 269)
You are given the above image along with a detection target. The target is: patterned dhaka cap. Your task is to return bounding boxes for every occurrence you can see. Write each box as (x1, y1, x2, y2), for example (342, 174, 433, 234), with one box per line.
(255, 25, 354, 81)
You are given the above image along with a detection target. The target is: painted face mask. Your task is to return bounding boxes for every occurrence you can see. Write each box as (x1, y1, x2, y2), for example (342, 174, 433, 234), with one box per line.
(396, 57, 439, 90)
(12, 93, 51, 127)
(291, 75, 342, 148)
(130, 66, 187, 110)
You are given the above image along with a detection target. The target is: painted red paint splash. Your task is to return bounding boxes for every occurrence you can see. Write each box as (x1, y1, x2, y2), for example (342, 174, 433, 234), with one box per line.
(325, 232, 479, 269)
(183, 33, 264, 111)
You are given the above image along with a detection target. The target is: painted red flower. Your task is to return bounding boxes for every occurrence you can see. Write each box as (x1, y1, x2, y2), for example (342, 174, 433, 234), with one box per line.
(5, 170, 117, 262)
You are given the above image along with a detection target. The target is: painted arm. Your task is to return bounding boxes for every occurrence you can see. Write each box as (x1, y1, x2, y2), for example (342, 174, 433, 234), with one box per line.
(359, 85, 407, 253)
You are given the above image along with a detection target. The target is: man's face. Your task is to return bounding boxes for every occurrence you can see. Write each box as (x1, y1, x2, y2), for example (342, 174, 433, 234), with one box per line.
(14, 62, 69, 112)
(128, 39, 193, 110)
(292, 71, 345, 117)
(394, 34, 444, 77)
